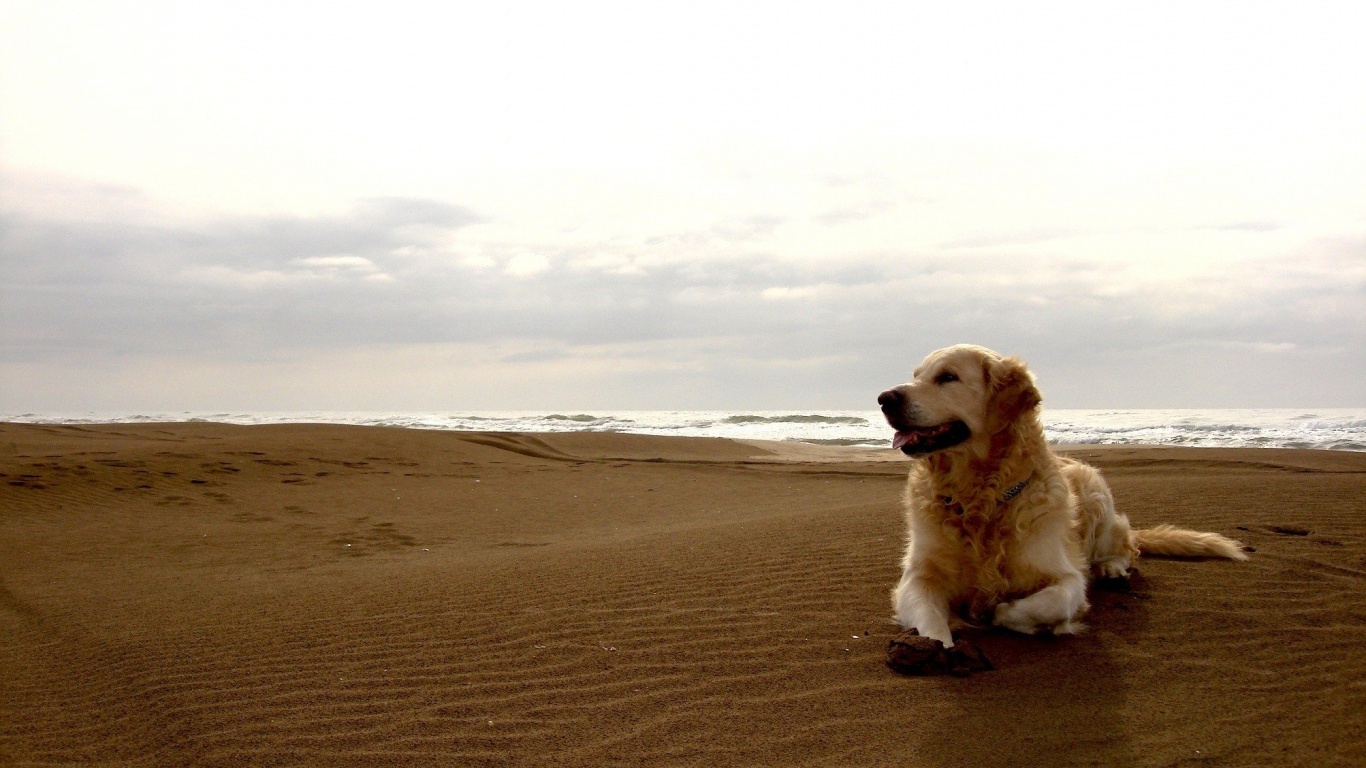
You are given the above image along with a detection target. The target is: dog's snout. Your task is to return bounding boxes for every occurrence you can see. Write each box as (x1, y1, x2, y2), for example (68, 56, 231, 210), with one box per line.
(878, 389, 904, 414)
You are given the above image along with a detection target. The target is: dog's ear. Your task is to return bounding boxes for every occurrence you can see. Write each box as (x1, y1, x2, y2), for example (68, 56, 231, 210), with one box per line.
(983, 356, 1042, 434)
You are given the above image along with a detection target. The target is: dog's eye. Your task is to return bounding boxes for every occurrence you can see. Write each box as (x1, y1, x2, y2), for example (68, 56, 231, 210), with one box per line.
(934, 371, 959, 385)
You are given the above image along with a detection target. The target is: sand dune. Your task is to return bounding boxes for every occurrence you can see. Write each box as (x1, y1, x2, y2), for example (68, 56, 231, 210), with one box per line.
(2, 423, 1363, 766)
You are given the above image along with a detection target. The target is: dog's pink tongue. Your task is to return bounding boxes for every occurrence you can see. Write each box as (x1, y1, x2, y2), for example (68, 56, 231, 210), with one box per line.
(892, 431, 916, 450)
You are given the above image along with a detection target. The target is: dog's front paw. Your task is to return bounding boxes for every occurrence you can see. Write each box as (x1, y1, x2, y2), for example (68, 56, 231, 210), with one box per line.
(1094, 557, 1130, 579)
(994, 601, 1085, 637)
(993, 601, 1041, 635)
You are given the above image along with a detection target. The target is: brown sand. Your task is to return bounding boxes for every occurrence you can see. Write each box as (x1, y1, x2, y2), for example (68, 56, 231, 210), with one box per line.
(2, 423, 1363, 767)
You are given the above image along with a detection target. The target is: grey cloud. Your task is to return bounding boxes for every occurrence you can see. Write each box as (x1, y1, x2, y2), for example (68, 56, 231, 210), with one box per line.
(185, 198, 483, 271)
(2, 193, 1363, 408)
(0, 198, 487, 357)
(1, 196, 484, 283)
(499, 349, 572, 363)
(354, 197, 486, 228)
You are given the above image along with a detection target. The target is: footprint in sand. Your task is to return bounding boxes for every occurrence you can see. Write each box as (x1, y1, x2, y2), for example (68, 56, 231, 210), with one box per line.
(1268, 525, 1311, 536)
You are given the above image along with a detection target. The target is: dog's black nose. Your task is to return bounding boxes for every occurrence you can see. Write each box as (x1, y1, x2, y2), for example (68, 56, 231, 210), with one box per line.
(878, 389, 904, 413)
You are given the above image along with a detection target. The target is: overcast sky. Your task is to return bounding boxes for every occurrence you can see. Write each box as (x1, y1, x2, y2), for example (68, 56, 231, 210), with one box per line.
(2, 1, 1364, 411)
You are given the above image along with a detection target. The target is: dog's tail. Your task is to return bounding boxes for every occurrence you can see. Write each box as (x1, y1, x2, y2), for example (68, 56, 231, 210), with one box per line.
(1131, 525, 1249, 561)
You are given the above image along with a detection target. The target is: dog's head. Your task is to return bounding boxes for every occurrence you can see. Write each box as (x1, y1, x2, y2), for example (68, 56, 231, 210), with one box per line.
(877, 344, 1041, 455)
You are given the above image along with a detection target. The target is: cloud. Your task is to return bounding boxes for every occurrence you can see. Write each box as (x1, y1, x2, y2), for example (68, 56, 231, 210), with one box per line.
(2, 178, 1363, 408)
(1200, 220, 1283, 233)
(353, 197, 485, 229)
(939, 229, 1078, 250)
(504, 253, 551, 277)
(710, 215, 786, 241)
(499, 348, 572, 364)
(299, 255, 380, 270)
(813, 201, 895, 226)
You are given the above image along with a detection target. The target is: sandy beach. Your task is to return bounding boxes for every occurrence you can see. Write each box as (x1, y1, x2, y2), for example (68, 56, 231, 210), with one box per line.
(1, 422, 1363, 767)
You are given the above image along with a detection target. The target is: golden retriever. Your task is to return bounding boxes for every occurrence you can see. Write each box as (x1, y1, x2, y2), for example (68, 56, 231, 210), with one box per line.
(878, 344, 1247, 647)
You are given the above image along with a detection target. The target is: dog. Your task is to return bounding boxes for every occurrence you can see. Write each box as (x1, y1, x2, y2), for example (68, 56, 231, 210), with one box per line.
(879, 344, 1247, 647)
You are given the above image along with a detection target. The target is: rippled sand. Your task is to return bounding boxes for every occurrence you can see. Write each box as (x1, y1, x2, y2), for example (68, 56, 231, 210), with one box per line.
(2, 423, 1362, 766)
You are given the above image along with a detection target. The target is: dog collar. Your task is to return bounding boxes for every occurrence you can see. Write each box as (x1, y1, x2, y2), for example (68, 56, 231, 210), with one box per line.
(941, 475, 1032, 512)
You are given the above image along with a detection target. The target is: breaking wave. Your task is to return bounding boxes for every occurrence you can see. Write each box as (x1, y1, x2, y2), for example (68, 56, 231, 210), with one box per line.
(720, 414, 869, 425)
(4, 409, 1363, 451)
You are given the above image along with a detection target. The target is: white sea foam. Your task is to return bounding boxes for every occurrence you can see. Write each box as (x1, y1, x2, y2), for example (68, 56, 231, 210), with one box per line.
(5, 408, 1365, 451)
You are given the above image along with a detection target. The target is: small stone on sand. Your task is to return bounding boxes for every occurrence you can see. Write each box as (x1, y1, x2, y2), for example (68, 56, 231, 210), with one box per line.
(886, 631, 946, 675)
(886, 629, 993, 677)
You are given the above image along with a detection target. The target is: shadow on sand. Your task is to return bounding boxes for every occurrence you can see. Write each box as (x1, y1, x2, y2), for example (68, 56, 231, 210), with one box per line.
(913, 572, 1153, 768)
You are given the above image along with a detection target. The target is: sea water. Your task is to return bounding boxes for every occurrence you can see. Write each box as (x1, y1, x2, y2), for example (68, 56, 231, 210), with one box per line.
(4, 409, 1364, 451)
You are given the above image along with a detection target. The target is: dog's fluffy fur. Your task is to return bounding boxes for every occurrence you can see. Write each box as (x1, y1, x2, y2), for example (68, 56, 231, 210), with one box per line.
(880, 345, 1247, 647)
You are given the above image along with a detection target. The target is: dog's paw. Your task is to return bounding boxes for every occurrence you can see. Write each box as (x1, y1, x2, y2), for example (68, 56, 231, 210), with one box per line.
(993, 601, 1042, 635)
(994, 601, 1086, 637)
(1094, 557, 1130, 579)
(890, 604, 954, 647)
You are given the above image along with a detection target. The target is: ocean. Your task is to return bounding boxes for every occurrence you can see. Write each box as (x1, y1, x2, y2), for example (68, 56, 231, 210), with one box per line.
(5, 409, 1364, 452)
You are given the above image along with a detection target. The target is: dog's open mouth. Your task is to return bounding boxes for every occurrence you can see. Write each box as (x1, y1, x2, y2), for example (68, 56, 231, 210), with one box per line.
(891, 421, 971, 455)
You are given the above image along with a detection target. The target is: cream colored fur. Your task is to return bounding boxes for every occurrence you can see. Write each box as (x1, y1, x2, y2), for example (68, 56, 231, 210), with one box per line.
(885, 345, 1247, 647)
